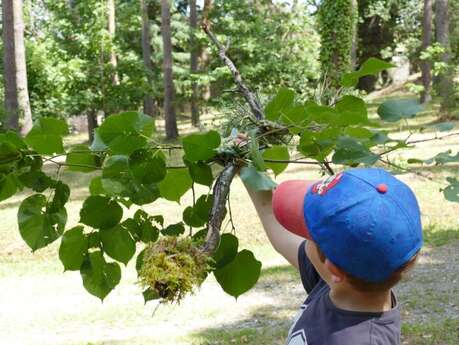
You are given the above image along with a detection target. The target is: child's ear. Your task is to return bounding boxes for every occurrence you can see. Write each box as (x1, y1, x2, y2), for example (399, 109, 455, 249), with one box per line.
(325, 259, 346, 284)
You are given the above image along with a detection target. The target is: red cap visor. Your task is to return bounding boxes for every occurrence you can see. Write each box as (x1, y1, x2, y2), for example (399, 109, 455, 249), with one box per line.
(272, 180, 316, 239)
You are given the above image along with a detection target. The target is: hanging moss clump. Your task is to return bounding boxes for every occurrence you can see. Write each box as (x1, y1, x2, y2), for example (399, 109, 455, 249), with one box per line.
(138, 237, 213, 303)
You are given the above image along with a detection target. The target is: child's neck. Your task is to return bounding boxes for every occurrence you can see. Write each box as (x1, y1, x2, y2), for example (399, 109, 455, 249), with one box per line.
(329, 286, 393, 313)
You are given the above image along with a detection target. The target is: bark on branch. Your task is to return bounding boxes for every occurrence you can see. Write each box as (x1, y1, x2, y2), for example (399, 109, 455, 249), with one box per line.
(202, 23, 264, 120)
(201, 162, 238, 254)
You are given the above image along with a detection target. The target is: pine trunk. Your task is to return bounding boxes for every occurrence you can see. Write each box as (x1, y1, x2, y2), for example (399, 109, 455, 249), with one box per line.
(161, 0, 178, 139)
(190, 0, 199, 127)
(420, 0, 433, 104)
(199, 0, 212, 101)
(107, 0, 119, 86)
(2, 0, 19, 131)
(2, 0, 33, 135)
(87, 110, 98, 144)
(141, 0, 156, 117)
(435, 0, 455, 114)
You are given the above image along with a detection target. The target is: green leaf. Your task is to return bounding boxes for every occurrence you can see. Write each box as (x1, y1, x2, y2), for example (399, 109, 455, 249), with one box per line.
(161, 222, 185, 236)
(183, 194, 213, 227)
(377, 99, 424, 122)
(0, 141, 21, 165)
(90, 129, 108, 151)
(280, 105, 309, 131)
(97, 111, 155, 148)
(100, 225, 136, 265)
(80, 250, 121, 301)
(89, 176, 105, 195)
(265, 88, 295, 121)
(304, 102, 337, 125)
(159, 168, 193, 202)
(18, 194, 67, 251)
(0, 173, 19, 202)
(108, 134, 147, 155)
(129, 149, 166, 184)
(0, 131, 27, 150)
(298, 128, 340, 160)
(18, 170, 54, 192)
(213, 233, 238, 269)
(240, 166, 277, 191)
(214, 249, 262, 298)
(80, 196, 123, 229)
(425, 150, 459, 165)
(430, 122, 455, 132)
(183, 206, 205, 227)
(182, 131, 221, 162)
(332, 137, 379, 166)
(59, 226, 88, 271)
(187, 161, 213, 187)
(341, 58, 395, 87)
(263, 146, 289, 176)
(248, 130, 265, 171)
(25, 117, 68, 154)
(335, 96, 368, 125)
(66, 144, 98, 172)
(126, 181, 160, 205)
(143, 288, 160, 303)
(102, 155, 129, 179)
(443, 178, 459, 202)
(49, 181, 70, 213)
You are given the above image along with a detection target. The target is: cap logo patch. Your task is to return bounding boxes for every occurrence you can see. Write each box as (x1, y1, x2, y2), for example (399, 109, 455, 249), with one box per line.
(312, 173, 343, 196)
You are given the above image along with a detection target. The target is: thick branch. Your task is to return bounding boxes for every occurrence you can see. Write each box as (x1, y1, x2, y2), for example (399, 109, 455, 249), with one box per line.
(202, 23, 264, 120)
(201, 162, 238, 254)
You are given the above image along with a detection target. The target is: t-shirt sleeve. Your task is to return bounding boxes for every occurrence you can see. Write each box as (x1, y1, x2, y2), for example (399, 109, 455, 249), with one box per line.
(298, 240, 321, 294)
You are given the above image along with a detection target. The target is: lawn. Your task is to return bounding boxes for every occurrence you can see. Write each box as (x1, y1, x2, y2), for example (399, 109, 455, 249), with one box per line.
(1, 102, 459, 345)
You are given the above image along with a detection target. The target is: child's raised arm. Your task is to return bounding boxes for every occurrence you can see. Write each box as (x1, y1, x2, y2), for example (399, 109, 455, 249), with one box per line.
(244, 184, 305, 269)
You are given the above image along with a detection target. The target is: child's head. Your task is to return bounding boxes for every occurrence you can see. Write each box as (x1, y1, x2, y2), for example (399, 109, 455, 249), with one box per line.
(272, 168, 422, 291)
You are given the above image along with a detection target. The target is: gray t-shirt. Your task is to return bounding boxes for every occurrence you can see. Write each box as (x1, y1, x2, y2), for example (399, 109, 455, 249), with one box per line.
(286, 241, 401, 345)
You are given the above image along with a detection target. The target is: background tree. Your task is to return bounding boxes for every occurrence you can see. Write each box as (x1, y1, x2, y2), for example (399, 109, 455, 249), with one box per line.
(161, 0, 178, 139)
(317, 0, 357, 92)
(189, 0, 199, 127)
(435, 0, 455, 115)
(140, 0, 156, 117)
(420, 0, 433, 104)
(107, 0, 120, 86)
(2, 0, 33, 135)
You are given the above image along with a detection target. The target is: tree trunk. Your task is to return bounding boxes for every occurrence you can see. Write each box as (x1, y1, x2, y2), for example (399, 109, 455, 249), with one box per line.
(141, 0, 156, 117)
(351, 0, 358, 69)
(107, 0, 119, 86)
(87, 110, 98, 144)
(2, 0, 33, 135)
(199, 0, 212, 101)
(420, 0, 433, 104)
(435, 0, 455, 114)
(161, 0, 178, 139)
(3, 0, 19, 131)
(190, 0, 199, 127)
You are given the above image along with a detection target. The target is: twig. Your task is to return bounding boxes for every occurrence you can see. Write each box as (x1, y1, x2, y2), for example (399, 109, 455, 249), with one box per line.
(202, 23, 264, 120)
(263, 159, 324, 165)
(406, 132, 459, 145)
(323, 161, 335, 175)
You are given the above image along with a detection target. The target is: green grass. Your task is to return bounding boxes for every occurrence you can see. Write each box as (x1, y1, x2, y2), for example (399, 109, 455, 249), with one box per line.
(402, 319, 459, 345)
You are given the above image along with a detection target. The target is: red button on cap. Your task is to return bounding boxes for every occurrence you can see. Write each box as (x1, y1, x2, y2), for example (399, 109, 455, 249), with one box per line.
(377, 183, 388, 193)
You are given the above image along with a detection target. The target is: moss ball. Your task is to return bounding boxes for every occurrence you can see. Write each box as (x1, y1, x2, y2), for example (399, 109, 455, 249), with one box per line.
(138, 237, 212, 303)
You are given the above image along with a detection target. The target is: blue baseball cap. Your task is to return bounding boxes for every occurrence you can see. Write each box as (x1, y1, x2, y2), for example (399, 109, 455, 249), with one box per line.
(272, 168, 423, 283)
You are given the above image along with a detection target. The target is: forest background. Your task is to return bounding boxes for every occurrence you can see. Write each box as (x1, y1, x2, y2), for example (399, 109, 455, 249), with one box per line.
(1, 0, 459, 344)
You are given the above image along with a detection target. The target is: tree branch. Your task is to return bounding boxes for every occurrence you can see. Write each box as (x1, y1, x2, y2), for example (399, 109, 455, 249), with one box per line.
(202, 23, 264, 120)
(201, 162, 238, 254)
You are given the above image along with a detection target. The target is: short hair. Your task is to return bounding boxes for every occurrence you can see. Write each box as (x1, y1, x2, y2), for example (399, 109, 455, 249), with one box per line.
(316, 246, 419, 293)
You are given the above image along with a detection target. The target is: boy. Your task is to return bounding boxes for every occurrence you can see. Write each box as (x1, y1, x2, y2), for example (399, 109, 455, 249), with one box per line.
(245, 168, 422, 345)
